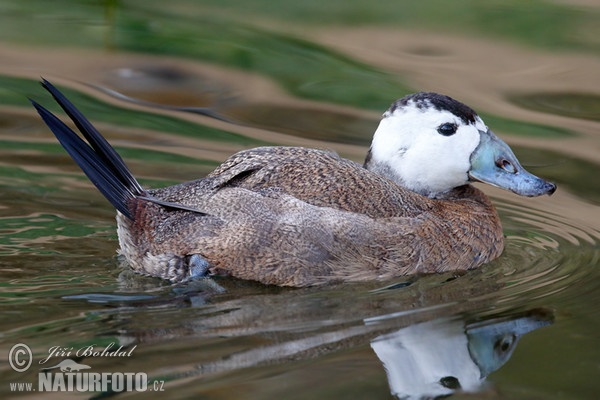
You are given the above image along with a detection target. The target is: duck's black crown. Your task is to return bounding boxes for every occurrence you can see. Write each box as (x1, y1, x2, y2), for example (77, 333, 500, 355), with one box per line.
(386, 92, 478, 125)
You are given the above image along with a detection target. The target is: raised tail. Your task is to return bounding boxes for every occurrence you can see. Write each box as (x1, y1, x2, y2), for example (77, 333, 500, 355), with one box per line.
(32, 79, 209, 219)
(31, 79, 146, 220)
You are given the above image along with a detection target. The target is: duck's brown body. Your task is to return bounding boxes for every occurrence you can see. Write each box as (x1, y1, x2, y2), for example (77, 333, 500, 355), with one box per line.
(117, 147, 503, 286)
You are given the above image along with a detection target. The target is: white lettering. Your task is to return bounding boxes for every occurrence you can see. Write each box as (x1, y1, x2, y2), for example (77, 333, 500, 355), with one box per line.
(9, 382, 33, 392)
(39, 346, 74, 364)
(52, 373, 65, 391)
(38, 372, 53, 391)
(135, 372, 148, 391)
(89, 372, 101, 390)
(112, 372, 123, 392)
(37, 372, 149, 392)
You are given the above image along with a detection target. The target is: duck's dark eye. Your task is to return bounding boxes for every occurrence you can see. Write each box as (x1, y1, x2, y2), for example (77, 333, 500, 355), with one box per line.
(439, 376, 461, 389)
(437, 123, 457, 136)
(494, 334, 516, 355)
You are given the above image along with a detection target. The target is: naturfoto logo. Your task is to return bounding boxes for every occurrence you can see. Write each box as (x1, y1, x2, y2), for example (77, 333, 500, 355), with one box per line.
(8, 343, 165, 394)
(37, 362, 148, 393)
(41, 359, 91, 372)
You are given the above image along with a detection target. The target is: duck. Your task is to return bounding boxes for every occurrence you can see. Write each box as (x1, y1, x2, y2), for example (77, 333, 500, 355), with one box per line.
(31, 79, 556, 287)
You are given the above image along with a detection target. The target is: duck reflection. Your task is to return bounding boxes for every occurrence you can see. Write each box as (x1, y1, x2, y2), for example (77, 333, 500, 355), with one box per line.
(68, 279, 554, 398)
(370, 309, 553, 399)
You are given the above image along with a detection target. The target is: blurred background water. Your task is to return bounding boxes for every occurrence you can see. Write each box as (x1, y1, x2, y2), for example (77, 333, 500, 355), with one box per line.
(0, 1, 599, 398)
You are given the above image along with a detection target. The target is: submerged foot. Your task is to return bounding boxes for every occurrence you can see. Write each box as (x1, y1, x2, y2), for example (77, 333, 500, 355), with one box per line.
(186, 254, 211, 278)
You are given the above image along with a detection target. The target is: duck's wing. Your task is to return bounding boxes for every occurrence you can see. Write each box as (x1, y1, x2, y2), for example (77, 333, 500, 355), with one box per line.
(203, 146, 428, 218)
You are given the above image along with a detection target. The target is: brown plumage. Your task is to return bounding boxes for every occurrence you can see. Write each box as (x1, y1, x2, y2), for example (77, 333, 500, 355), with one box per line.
(32, 80, 555, 287)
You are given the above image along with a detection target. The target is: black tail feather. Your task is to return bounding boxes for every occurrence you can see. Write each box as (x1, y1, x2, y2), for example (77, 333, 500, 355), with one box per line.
(33, 79, 210, 219)
(40, 79, 144, 196)
(31, 80, 145, 219)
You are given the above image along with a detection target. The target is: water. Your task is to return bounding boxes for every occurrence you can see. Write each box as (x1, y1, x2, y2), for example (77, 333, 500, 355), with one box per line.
(1, 1, 599, 398)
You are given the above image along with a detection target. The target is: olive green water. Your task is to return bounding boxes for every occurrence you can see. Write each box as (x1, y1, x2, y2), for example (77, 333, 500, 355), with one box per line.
(1, 1, 599, 399)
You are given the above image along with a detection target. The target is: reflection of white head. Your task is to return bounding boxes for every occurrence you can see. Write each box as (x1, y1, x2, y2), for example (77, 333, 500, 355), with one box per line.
(370, 312, 552, 399)
(371, 319, 482, 399)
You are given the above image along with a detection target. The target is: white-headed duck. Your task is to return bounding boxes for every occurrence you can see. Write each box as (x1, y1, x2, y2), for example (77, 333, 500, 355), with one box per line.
(32, 79, 555, 287)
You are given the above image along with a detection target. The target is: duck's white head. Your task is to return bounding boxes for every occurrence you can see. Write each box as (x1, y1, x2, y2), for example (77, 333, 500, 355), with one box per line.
(364, 93, 556, 198)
